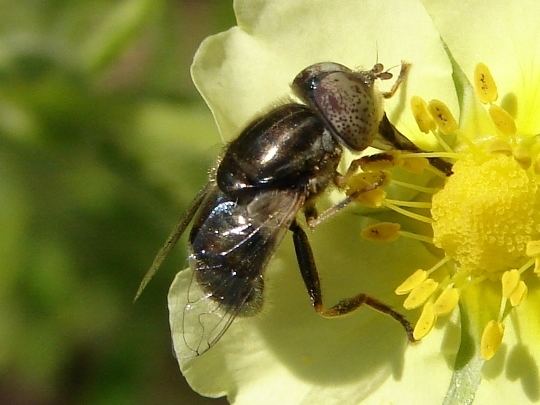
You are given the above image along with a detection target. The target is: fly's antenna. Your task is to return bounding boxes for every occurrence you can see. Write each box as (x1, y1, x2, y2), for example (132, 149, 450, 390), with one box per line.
(385, 63, 401, 74)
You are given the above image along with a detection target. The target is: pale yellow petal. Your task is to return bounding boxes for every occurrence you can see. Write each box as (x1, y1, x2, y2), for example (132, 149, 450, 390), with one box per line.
(193, 0, 457, 148)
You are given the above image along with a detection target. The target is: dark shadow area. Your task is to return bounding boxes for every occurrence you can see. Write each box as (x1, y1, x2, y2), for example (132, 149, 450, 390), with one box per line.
(506, 344, 540, 402)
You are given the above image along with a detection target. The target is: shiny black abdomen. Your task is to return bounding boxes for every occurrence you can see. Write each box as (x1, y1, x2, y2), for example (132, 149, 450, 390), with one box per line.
(217, 103, 341, 200)
(189, 187, 301, 315)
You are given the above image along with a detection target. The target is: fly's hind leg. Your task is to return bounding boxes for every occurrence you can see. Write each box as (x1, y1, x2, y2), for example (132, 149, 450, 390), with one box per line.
(289, 220, 415, 342)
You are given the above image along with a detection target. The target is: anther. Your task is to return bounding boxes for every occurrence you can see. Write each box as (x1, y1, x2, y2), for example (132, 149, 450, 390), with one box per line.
(361, 222, 401, 242)
(413, 302, 436, 340)
(397, 156, 429, 173)
(428, 99, 458, 135)
(395, 269, 428, 295)
(344, 171, 388, 207)
(509, 281, 527, 307)
(410, 96, 436, 133)
(355, 189, 386, 207)
(501, 269, 520, 298)
(345, 171, 388, 194)
(403, 278, 439, 309)
(474, 63, 498, 104)
(480, 320, 504, 360)
(489, 105, 516, 136)
(433, 287, 459, 316)
(513, 145, 532, 169)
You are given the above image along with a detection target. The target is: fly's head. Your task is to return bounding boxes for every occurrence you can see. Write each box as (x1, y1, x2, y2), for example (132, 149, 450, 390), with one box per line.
(292, 62, 407, 152)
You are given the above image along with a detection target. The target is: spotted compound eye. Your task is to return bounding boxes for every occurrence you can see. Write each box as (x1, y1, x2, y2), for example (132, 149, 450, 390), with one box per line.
(292, 62, 382, 152)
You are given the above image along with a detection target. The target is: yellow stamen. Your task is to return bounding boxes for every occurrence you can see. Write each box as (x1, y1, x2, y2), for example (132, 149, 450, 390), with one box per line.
(428, 99, 458, 135)
(509, 281, 528, 307)
(355, 188, 386, 207)
(395, 269, 427, 295)
(383, 202, 433, 224)
(384, 199, 432, 208)
(485, 138, 512, 156)
(489, 104, 516, 137)
(398, 156, 429, 173)
(410, 96, 436, 133)
(480, 320, 504, 360)
(413, 302, 436, 340)
(517, 258, 535, 274)
(399, 152, 459, 159)
(431, 129, 454, 153)
(535, 257, 540, 275)
(403, 278, 438, 309)
(426, 255, 452, 275)
(398, 230, 434, 244)
(474, 63, 498, 103)
(526, 240, 540, 257)
(501, 269, 520, 298)
(425, 165, 448, 178)
(361, 222, 401, 242)
(513, 145, 532, 169)
(344, 171, 388, 207)
(391, 179, 439, 194)
(433, 287, 460, 316)
(345, 171, 388, 193)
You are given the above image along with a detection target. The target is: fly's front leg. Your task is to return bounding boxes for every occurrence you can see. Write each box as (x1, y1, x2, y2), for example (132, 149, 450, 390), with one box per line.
(381, 61, 411, 99)
(377, 114, 453, 176)
(289, 220, 415, 342)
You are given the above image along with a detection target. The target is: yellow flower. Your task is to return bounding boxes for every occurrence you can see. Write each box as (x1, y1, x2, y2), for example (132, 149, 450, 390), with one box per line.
(168, 0, 540, 403)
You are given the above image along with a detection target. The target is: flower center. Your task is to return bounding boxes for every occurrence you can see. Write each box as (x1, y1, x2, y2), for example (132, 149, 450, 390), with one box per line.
(431, 153, 540, 275)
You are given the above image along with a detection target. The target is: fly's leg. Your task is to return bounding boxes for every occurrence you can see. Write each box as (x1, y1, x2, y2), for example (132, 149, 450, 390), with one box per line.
(303, 200, 319, 225)
(134, 182, 213, 301)
(289, 220, 415, 342)
(381, 62, 410, 99)
(305, 169, 388, 229)
(377, 114, 453, 176)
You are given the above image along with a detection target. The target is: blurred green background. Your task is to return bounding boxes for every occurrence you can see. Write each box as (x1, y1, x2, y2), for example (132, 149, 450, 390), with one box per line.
(0, 0, 233, 403)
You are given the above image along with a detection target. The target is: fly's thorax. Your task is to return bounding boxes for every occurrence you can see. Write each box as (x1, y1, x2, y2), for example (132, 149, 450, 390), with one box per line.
(216, 103, 341, 198)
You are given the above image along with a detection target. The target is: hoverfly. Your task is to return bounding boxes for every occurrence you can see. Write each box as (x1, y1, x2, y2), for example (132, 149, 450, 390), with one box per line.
(136, 61, 452, 356)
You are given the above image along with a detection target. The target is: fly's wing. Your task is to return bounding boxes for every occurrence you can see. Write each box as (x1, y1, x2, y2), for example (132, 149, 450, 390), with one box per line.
(134, 183, 213, 301)
(173, 188, 304, 358)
